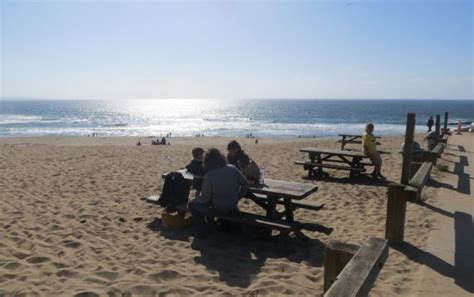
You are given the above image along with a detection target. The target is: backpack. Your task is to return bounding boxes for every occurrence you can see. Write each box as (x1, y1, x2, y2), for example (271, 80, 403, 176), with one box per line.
(239, 159, 260, 184)
(158, 172, 189, 212)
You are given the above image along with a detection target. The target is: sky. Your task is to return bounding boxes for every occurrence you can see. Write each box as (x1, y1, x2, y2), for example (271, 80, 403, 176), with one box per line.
(1, 0, 473, 100)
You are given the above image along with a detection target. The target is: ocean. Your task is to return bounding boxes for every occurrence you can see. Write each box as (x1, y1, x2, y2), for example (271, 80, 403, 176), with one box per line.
(0, 99, 472, 138)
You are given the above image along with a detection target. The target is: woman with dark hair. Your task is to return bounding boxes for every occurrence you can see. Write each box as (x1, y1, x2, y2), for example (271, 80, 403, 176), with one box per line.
(227, 140, 250, 168)
(189, 148, 249, 237)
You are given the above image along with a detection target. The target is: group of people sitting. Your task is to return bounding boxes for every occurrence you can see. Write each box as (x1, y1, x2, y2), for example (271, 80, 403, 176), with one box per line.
(151, 137, 168, 145)
(160, 140, 258, 237)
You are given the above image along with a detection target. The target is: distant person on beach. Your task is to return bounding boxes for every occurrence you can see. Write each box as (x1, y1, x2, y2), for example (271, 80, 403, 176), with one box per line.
(188, 148, 249, 237)
(160, 137, 166, 145)
(136, 141, 141, 146)
(362, 123, 385, 179)
(186, 147, 205, 192)
(427, 116, 434, 132)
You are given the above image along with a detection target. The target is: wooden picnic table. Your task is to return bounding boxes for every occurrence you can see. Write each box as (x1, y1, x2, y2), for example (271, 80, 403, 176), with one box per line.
(337, 134, 381, 150)
(159, 169, 330, 236)
(297, 147, 372, 178)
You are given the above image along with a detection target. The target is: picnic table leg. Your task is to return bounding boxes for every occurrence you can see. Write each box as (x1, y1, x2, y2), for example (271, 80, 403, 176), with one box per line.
(266, 195, 278, 218)
(341, 136, 346, 150)
(283, 198, 294, 222)
(349, 156, 363, 178)
(308, 152, 316, 177)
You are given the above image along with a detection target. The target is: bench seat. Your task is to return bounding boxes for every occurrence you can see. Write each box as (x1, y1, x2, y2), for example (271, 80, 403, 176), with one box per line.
(405, 161, 432, 202)
(295, 161, 366, 172)
(439, 134, 449, 143)
(432, 143, 445, 157)
(252, 194, 324, 211)
(336, 140, 381, 145)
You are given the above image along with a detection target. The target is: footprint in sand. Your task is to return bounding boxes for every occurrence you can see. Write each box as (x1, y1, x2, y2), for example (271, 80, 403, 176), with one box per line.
(128, 285, 158, 296)
(26, 256, 50, 264)
(73, 291, 100, 297)
(147, 270, 181, 282)
(95, 271, 119, 281)
(3, 261, 22, 271)
(12, 250, 31, 260)
(56, 269, 80, 278)
(62, 240, 82, 249)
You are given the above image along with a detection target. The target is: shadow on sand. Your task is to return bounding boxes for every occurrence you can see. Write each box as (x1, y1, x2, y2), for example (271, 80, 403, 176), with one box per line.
(428, 155, 470, 195)
(303, 174, 390, 187)
(392, 211, 474, 293)
(147, 218, 326, 288)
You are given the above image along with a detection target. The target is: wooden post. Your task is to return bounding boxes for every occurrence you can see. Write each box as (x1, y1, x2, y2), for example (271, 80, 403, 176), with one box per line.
(324, 238, 389, 297)
(401, 113, 415, 185)
(324, 240, 360, 293)
(435, 114, 441, 135)
(443, 112, 448, 132)
(385, 183, 407, 243)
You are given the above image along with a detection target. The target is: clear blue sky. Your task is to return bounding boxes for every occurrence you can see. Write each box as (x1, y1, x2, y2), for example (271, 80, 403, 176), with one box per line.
(1, 0, 472, 100)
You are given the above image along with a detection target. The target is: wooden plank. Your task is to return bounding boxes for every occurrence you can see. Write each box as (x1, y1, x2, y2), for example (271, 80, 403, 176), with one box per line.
(297, 159, 373, 166)
(336, 140, 381, 146)
(337, 134, 381, 139)
(385, 183, 407, 242)
(409, 161, 432, 189)
(401, 113, 416, 185)
(300, 147, 367, 158)
(251, 179, 318, 200)
(294, 161, 366, 172)
(324, 237, 389, 297)
(410, 162, 422, 179)
(432, 143, 445, 157)
(252, 195, 324, 211)
(163, 170, 318, 200)
(324, 240, 360, 293)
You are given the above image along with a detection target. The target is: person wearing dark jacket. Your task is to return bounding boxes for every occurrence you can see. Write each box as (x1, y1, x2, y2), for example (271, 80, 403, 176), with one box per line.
(189, 148, 249, 237)
(227, 140, 250, 169)
(185, 147, 205, 192)
(427, 116, 434, 132)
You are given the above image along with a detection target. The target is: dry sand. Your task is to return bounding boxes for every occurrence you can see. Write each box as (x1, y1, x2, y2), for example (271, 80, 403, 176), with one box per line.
(0, 135, 448, 296)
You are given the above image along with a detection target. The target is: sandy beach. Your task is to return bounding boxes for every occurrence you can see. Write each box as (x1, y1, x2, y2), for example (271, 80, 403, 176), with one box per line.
(0, 134, 450, 296)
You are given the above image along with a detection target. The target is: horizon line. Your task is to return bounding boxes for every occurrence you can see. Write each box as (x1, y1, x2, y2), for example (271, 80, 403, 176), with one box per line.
(2, 97, 473, 101)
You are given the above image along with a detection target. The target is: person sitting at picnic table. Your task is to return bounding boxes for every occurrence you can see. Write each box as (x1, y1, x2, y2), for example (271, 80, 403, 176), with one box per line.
(185, 147, 205, 192)
(227, 140, 250, 168)
(362, 123, 385, 179)
(188, 148, 249, 237)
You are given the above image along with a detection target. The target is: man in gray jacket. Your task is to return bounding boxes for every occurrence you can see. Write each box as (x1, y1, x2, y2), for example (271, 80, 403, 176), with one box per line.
(189, 148, 249, 237)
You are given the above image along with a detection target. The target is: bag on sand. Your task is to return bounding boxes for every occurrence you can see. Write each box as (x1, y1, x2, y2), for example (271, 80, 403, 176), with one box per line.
(161, 211, 192, 230)
(239, 159, 260, 183)
(158, 172, 188, 212)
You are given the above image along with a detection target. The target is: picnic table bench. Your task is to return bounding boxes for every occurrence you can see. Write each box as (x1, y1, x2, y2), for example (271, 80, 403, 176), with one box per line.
(337, 134, 381, 150)
(404, 161, 433, 202)
(297, 147, 373, 178)
(153, 170, 331, 236)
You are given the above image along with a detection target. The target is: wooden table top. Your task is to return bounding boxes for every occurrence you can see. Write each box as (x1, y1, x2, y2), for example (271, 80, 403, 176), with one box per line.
(162, 169, 317, 200)
(338, 134, 381, 139)
(300, 147, 368, 158)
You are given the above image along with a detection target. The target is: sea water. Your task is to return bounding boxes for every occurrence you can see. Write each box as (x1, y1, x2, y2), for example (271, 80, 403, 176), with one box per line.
(0, 99, 472, 137)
